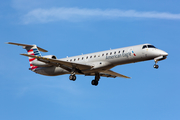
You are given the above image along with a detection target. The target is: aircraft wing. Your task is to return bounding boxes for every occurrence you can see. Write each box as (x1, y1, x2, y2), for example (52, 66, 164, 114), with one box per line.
(100, 70, 131, 79)
(20, 54, 92, 70)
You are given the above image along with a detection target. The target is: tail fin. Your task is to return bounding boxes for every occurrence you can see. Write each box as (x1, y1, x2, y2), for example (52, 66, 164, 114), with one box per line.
(26, 45, 41, 70)
(7, 42, 48, 70)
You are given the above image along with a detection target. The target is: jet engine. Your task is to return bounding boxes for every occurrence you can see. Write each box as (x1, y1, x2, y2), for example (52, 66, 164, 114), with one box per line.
(31, 55, 57, 67)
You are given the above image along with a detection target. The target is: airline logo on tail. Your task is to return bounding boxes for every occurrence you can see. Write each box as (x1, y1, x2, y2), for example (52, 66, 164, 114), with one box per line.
(27, 48, 41, 70)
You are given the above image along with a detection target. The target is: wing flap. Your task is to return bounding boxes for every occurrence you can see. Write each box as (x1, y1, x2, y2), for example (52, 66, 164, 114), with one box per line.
(101, 70, 131, 79)
(20, 54, 92, 70)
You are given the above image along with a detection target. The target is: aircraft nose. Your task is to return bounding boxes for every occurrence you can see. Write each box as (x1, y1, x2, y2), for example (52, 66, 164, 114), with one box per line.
(160, 50, 168, 56)
(162, 51, 168, 56)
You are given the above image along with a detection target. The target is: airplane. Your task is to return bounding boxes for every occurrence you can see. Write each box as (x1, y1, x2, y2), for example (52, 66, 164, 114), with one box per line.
(7, 42, 168, 86)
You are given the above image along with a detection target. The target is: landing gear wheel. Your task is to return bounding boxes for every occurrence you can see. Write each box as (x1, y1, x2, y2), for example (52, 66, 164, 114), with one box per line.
(69, 75, 76, 81)
(153, 64, 159, 69)
(91, 80, 98, 86)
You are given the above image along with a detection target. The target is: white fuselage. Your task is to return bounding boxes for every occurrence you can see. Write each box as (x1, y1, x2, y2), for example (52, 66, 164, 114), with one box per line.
(34, 44, 168, 76)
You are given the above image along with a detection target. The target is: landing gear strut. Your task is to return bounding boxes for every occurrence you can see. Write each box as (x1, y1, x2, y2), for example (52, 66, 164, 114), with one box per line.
(154, 60, 159, 69)
(91, 73, 100, 86)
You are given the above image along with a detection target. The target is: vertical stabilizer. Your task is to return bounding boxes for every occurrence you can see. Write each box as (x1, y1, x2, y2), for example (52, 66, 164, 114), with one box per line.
(7, 42, 48, 70)
(25, 45, 41, 70)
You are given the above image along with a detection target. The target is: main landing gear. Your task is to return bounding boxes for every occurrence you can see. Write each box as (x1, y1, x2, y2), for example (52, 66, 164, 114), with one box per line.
(69, 70, 76, 81)
(69, 75, 76, 81)
(69, 70, 100, 86)
(91, 73, 100, 86)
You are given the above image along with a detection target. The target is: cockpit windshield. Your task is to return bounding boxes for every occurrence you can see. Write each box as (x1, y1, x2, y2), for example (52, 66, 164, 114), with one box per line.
(142, 45, 147, 49)
(147, 45, 156, 48)
(142, 45, 156, 49)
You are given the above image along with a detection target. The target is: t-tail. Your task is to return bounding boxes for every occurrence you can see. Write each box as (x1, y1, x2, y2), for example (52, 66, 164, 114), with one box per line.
(6, 42, 48, 70)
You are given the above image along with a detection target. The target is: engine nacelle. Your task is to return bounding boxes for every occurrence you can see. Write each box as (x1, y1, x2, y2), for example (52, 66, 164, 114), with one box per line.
(31, 55, 57, 67)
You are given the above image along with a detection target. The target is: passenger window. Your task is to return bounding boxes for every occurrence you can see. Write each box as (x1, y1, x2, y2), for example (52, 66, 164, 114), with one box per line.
(70, 59, 72, 62)
(94, 55, 96, 58)
(118, 51, 120, 53)
(82, 57, 84, 60)
(78, 58, 80, 60)
(98, 55, 100, 57)
(114, 51, 116, 54)
(86, 56, 88, 59)
(102, 54, 104, 56)
(74, 59, 76, 61)
(123, 50, 125, 53)
(106, 53, 108, 55)
(110, 52, 112, 55)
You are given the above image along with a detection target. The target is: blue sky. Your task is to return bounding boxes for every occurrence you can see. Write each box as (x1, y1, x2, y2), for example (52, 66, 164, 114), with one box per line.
(1, 0, 180, 120)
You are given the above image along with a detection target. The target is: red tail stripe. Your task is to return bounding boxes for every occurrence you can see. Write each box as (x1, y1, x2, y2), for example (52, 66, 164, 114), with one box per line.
(28, 49, 33, 52)
(30, 64, 38, 69)
(29, 58, 36, 62)
(30, 53, 35, 55)
(31, 66, 38, 69)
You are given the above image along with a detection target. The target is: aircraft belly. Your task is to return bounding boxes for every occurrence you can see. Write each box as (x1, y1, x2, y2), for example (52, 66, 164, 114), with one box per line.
(34, 66, 69, 76)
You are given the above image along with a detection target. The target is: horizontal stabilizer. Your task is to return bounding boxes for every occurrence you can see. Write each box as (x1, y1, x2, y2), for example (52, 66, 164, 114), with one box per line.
(6, 42, 48, 52)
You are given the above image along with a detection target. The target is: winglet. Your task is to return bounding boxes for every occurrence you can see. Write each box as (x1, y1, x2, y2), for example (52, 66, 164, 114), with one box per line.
(6, 42, 48, 52)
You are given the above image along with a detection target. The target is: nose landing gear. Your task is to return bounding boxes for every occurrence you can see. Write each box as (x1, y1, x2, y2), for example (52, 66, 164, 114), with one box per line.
(153, 59, 159, 69)
(153, 64, 159, 69)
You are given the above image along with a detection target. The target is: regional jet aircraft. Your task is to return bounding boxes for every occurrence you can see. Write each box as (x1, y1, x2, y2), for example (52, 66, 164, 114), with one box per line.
(7, 42, 168, 86)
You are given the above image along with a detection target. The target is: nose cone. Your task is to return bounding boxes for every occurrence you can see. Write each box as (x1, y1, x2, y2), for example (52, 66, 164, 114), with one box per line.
(160, 50, 168, 56)
(153, 49, 168, 57)
(156, 49, 168, 56)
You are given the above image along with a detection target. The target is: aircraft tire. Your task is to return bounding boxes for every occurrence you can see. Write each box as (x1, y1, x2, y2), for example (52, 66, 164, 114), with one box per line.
(72, 75, 76, 81)
(153, 64, 159, 69)
(69, 75, 76, 81)
(91, 80, 98, 86)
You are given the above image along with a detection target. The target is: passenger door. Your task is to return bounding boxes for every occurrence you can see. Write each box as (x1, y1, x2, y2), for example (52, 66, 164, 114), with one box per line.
(142, 45, 148, 58)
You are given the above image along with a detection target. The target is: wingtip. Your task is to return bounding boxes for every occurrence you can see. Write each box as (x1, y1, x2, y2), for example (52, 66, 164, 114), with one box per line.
(20, 53, 25, 55)
(6, 42, 11, 44)
(125, 76, 131, 79)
